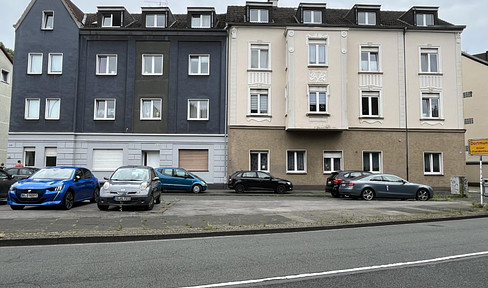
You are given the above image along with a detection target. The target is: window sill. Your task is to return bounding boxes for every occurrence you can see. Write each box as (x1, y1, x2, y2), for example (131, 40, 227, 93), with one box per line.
(359, 116, 383, 119)
(286, 172, 307, 175)
(142, 74, 163, 76)
(247, 114, 271, 117)
(307, 112, 329, 116)
(24, 118, 40, 121)
(308, 64, 328, 68)
(188, 119, 209, 121)
(48, 73, 62, 75)
(358, 71, 383, 74)
(420, 118, 444, 121)
(45, 118, 60, 121)
(188, 73, 210, 76)
(41, 28, 54, 31)
(94, 118, 116, 121)
(247, 69, 272, 72)
(96, 73, 118, 76)
(424, 173, 444, 176)
(140, 118, 162, 121)
(418, 72, 443, 76)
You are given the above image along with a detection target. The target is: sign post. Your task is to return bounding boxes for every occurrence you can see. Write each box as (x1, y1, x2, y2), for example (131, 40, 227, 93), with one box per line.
(468, 139, 488, 205)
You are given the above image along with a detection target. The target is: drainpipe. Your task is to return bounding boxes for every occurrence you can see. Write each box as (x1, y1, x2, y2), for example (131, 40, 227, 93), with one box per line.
(403, 27, 409, 181)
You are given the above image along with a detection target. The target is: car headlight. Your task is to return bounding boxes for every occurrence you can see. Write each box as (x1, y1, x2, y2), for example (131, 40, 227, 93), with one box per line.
(9, 185, 16, 192)
(286, 182, 291, 185)
(103, 182, 110, 189)
(48, 185, 64, 192)
(140, 182, 149, 190)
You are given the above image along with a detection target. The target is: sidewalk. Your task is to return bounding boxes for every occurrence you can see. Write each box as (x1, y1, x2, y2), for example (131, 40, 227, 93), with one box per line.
(0, 188, 487, 246)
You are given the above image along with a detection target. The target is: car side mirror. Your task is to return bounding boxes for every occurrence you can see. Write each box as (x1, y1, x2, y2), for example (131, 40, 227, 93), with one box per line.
(8, 175, 14, 180)
(75, 175, 81, 182)
(153, 177, 159, 181)
(104, 177, 109, 180)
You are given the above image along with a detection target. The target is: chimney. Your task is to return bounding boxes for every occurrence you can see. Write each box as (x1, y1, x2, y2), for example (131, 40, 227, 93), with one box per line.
(268, 0, 278, 7)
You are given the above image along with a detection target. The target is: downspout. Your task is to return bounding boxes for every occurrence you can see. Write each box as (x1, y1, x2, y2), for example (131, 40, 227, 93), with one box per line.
(403, 27, 409, 181)
(224, 24, 229, 188)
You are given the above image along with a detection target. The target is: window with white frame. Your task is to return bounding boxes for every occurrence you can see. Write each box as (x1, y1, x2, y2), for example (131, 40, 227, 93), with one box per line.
(146, 14, 166, 28)
(309, 86, 327, 113)
(94, 99, 116, 120)
(249, 9, 269, 23)
(28, 53, 43, 74)
(191, 14, 211, 28)
(287, 150, 306, 173)
(303, 10, 322, 24)
(1, 69, 10, 84)
(142, 54, 163, 75)
(363, 151, 381, 172)
(360, 46, 379, 72)
(250, 150, 269, 171)
(48, 53, 63, 74)
(188, 99, 209, 120)
(324, 151, 342, 173)
(24, 148, 36, 167)
(308, 39, 327, 65)
(249, 89, 269, 115)
(25, 98, 40, 120)
(45, 98, 60, 120)
(250, 44, 269, 70)
(141, 99, 162, 120)
(102, 14, 113, 27)
(416, 13, 434, 26)
(101, 13, 122, 27)
(358, 11, 376, 25)
(42, 11, 54, 30)
(97, 55, 117, 75)
(424, 152, 442, 175)
(361, 91, 380, 117)
(420, 48, 439, 73)
(421, 93, 440, 118)
(189, 55, 209, 75)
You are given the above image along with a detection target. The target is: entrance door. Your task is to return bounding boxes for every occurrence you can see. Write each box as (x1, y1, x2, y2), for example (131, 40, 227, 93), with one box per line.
(142, 151, 160, 168)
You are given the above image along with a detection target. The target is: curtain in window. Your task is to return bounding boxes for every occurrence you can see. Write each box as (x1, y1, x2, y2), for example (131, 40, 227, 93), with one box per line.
(190, 56, 199, 74)
(259, 94, 268, 114)
(50, 55, 62, 73)
(201, 56, 209, 74)
(142, 100, 151, 118)
(144, 56, 152, 74)
(107, 100, 115, 118)
(30, 55, 42, 73)
(287, 152, 294, 171)
(27, 99, 40, 118)
(157, 14, 165, 27)
(47, 99, 60, 119)
(200, 100, 208, 118)
(297, 152, 305, 171)
(189, 100, 198, 118)
(108, 56, 117, 74)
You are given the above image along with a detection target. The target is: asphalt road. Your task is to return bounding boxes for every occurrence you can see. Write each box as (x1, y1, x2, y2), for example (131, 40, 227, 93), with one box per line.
(1, 218, 487, 287)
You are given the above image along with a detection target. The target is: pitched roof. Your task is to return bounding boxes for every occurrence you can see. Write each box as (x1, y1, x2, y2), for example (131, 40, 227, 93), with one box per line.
(0, 46, 13, 64)
(14, 0, 85, 30)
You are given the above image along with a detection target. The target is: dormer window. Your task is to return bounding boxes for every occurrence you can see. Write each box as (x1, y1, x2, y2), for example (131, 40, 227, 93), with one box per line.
(416, 13, 434, 26)
(146, 14, 166, 28)
(303, 10, 322, 24)
(101, 12, 122, 27)
(191, 14, 211, 28)
(358, 11, 376, 25)
(42, 11, 54, 30)
(250, 9, 269, 23)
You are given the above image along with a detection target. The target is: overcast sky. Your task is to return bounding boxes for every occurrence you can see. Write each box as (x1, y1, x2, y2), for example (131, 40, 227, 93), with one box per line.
(1, 0, 486, 54)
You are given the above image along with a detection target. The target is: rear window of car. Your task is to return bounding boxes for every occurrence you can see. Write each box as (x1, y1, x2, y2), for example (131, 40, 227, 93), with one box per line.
(160, 169, 173, 176)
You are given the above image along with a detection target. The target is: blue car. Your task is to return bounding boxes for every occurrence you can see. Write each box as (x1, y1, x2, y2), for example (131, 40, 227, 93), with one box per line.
(155, 167, 207, 193)
(7, 167, 99, 210)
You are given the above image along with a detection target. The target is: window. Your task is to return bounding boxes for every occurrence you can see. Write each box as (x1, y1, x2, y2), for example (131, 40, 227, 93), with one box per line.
(363, 151, 381, 172)
(102, 14, 113, 27)
(249, 89, 269, 115)
(28, 53, 43, 74)
(422, 93, 440, 118)
(361, 91, 380, 117)
(416, 13, 434, 26)
(424, 152, 442, 175)
(179, 149, 208, 172)
(92, 149, 123, 171)
(464, 118, 474, 125)
(48, 53, 63, 74)
(324, 151, 342, 173)
(142, 54, 163, 75)
(146, 14, 166, 28)
(309, 86, 327, 113)
(1, 69, 10, 83)
(250, 9, 269, 23)
(97, 55, 117, 75)
(361, 46, 379, 72)
(463, 91, 472, 98)
(303, 10, 322, 24)
(358, 11, 376, 25)
(287, 151, 306, 173)
(191, 14, 211, 28)
(94, 99, 116, 120)
(24, 148, 36, 167)
(25, 98, 40, 120)
(45, 148, 57, 167)
(102, 13, 122, 27)
(250, 150, 269, 171)
(188, 99, 209, 120)
(42, 11, 54, 30)
(189, 55, 209, 75)
(420, 48, 439, 73)
(141, 99, 162, 120)
(45, 98, 60, 120)
(250, 44, 269, 69)
(308, 39, 327, 65)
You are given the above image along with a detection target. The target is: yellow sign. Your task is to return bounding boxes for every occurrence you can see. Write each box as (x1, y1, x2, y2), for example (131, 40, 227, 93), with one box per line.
(469, 139, 488, 155)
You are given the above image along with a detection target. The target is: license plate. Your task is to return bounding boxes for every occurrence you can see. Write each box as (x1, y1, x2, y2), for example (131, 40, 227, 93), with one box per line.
(115, 196, 131, 201)
(21, 193, 38, 198)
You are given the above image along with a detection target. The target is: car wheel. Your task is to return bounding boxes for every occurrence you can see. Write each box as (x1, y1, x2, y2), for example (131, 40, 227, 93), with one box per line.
(90, 187, 100, 203)
(97, 203, 109, 211)
(416, 189, 430, 201)
(235, 184, 245, 193)
(62, 190, 75, 210)
(192, 184, 202, 194)
(155, 194, 161, 204)
(145, 194, 154, 211)
(361, 188, 375, 201)
(276, 185, 286, 194)
(10, 205, 24, 210)
(331, 190, 340, 198)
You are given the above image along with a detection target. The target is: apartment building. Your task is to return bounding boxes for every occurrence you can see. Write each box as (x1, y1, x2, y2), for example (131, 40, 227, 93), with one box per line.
(0, 46, 13, 164)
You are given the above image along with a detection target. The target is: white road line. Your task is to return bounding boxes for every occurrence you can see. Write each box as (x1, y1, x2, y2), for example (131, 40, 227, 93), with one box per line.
(181, 251, 488, 288)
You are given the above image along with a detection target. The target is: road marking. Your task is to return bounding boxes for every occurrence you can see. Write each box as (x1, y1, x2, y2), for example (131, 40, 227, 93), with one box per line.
(181, 251, 488, 288)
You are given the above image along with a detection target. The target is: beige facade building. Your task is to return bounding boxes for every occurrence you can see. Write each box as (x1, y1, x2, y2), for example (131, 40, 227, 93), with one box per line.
(0, 46, 13, 165)
(462, 52, 488, 184)
(227, 1, 466, 189)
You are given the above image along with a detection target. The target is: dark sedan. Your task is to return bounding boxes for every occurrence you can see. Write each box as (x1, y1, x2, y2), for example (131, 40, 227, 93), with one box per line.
(228, 171, 293, 194)
(0, 169, 17, 202)
(326, 170, 372, 198)
(4, 167, 40, 180)
(338, 174, 433, 201)
(98, 166, 162, 211)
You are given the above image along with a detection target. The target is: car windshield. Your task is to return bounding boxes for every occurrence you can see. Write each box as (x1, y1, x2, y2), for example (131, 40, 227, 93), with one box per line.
(111, 168, 149, 181)
(30, 168, 75, 180)
(188, 172, 203, 181)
